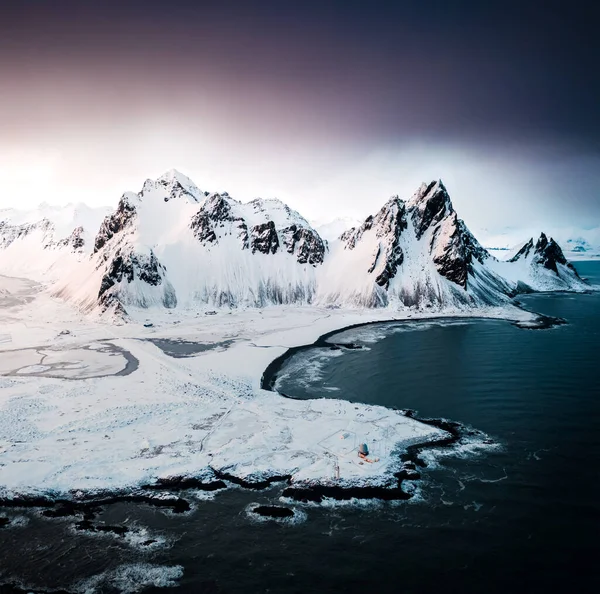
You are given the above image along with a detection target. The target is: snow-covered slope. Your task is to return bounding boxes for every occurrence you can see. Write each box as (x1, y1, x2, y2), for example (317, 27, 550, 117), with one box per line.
(313, 216, 362, 242)
(1, 171, 588, 315)
(0, 202, 111, 279)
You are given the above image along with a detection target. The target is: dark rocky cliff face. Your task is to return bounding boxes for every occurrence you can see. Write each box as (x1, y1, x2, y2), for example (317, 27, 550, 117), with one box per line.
(190, 195, 325, 264)
(430, 215, 490, 288)
(341, 197, 407, 288)
(251, 221, 280, 255)
(56, 226, 85, 251)
(190, 194, 249, 247)
(94, 196, 137, 253)
(98, 248, 176, 309)
(281, 225, 325, 265)
(410, 181, 453, 240)
(408, 181, 489, 289)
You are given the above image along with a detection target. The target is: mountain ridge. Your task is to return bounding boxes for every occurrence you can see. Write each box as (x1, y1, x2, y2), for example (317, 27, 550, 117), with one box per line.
(0, 170, 588, 316)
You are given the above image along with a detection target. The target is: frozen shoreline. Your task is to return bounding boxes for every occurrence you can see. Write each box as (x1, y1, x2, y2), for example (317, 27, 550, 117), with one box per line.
(0, 274, 542, 502)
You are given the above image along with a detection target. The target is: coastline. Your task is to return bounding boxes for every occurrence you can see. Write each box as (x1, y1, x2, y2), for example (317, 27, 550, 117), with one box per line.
(0, 276, 547, 506)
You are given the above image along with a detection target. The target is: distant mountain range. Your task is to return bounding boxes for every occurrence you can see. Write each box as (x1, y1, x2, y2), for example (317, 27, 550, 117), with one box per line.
(0, 170, 589, 316)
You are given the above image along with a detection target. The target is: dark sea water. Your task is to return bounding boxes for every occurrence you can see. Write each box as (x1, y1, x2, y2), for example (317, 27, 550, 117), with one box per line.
(1, 262, 599, 594)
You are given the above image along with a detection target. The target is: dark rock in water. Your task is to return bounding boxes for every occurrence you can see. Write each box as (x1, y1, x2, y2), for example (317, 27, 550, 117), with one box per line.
(0, 583, 71, 594)
(397, 469, 421, 480)
(283, 484, 411, 503)
(251, 505, 295, 519)
(251, 221, 280, 255)
(74, 520, 128, 536)
(0, 516, 9, 527)
(42, 505, 79, 518)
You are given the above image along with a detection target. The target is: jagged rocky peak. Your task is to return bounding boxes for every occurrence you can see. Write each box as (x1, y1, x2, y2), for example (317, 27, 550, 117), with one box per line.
(339, 196, 408, 289)
(188, 191, 326, 264)
(190, 193, 248, 246)
(408, 180, 453, 240)
(56, 226, 85, 251)
(511, 233, 579, 276)
(93, 193, 138, 254)
(342, 196, 408, 251)
(0, 218, 54, 249)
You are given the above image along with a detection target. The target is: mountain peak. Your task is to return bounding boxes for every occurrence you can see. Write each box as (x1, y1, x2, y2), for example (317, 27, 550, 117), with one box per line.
(157, 168, 195, 186)
(408, 180, 453, 240)
(139, 169, 205, 203)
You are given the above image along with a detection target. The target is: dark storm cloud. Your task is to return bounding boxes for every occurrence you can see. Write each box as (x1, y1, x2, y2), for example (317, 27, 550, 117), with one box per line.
(3, 0, 599, 146)
(0, 0, 598, 226)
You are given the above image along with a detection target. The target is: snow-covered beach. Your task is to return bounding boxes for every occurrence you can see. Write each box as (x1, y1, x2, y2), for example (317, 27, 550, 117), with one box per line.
(0, 272, 543, 501)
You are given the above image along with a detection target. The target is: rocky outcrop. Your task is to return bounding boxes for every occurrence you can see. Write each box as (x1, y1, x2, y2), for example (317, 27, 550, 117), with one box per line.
(409, 181, 489, 289)
(281, 225, 326, 265)
(56, 226, 85, 251)
(0, 219, 54, 249)
(409, 181, 453, 240)
(341, 197, 407, 288)
(430, 214, 490, 288)
(190, 194, 249, 247)
(93, 195, 137, 253)
(250, 221, 280, 255)
(98, 247, 176, 309)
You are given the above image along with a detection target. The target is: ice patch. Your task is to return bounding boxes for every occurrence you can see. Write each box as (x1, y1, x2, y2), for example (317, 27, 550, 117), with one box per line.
(274, 347, 345, 392)
(124, 525, 170, 551)
(328, 319, 471, 345)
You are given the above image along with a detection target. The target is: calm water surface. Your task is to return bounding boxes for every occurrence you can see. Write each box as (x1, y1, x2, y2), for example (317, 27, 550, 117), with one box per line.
(1, 262, 599, 594)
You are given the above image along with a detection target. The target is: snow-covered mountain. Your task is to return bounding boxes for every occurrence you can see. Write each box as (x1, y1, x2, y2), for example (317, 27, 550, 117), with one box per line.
(312, 216, 362, 242)
(480, 226, 600, 261)
(0, 202, 111, 279)
(0, 171, 588, 315)
(52, 170, 325, 312)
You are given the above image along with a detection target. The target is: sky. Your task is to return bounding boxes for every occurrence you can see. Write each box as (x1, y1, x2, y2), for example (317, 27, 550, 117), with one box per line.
(1, 0, 599, 237)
